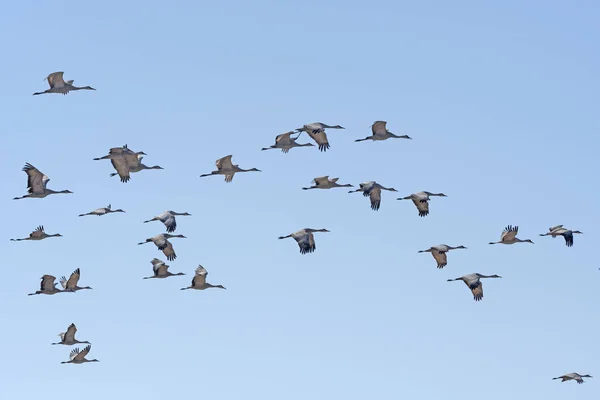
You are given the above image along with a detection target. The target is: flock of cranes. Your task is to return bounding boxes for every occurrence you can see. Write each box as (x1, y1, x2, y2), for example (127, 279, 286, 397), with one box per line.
(15, 71, 591, 385)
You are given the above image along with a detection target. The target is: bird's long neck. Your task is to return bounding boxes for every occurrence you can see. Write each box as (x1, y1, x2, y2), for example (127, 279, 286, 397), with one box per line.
(49, 234, 61, 237)
(380, 186, 394, 191)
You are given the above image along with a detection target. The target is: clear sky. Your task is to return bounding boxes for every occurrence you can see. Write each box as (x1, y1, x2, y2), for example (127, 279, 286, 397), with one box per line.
(1, 1, 598, 398)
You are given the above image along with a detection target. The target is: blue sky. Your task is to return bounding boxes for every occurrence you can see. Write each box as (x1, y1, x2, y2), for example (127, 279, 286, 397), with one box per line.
(2, 1, 599, 398)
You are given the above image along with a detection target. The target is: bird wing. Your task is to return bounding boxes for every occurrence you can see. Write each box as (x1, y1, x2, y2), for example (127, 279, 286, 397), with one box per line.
(30, 225, 45, 238)
(372, 121, 387, 136)
(124, 153, 141, 167)
(65, 324, 77, 342)
(432, 251, 448, 269)
(162, 214, 176, 232)
(23, 163, 48, 194)
(74, 345, 91, 361)
(369, 187, 382, 210)
(411, 198, 429, 217)
(216, 155, 234, 170)
(192, 266, 208, 287)
(275, 132, 294, 145)
(47, 72, 66, 88)
(562, 230, 574, 247)
(501, 225, 518, 241)
(313, 176, 330, 186)
(66, 268, 81, 288)
(308, 131, 329, 146)
(155, 264, 169, 276)
(549, 225, 564, 232)
(41, 275, 57, 291)
(69, 347, 80, 361)
(153, 235, 168, 250)
(150, 258, 165, 267)
(162, 240, 176, 260)
(110, 157, 131, 182)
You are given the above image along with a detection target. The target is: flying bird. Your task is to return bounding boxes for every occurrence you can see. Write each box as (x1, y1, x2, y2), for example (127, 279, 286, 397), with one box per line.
(552, 373, 592, 384)
(180, 265, 226, 290)
(349, 181, 398, 211)
(13, 163, 73, 200)
(447, 273, 502, 301)
(60, 268, 92, 292)
(295, 122, 345, 152)
(355, 121, 412, 142)
(33, 72, 96, 96)
(10, 225, 62, 241)
(93, 145, 146, 183)
(143, 258, 185, 279)
(418, 245, 467, 269)
(61, 345, 99, 364)
(28, 275, 64, 296)
(138, 234, 186, 261)
(143, 211, 191, 233)
(199, 155, 261, 183)
(52, 323, 91, 346)
(489, 225, 534, 245)
(78, 204, 125, 217)
(302, 176, 353, 190)
(109, 155, 163, 178)
(261, 131, 315, 153)
(278, 228, 330, 254)
(397, 191, 447, 217)
(539, 225, 583, 247)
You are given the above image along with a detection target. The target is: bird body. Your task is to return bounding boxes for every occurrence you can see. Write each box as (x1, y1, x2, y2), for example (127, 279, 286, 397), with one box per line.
(181, 265, 226, 290)
(398, 191, 447, 217)
(302, 176, 353, 190)
(418, 244, 467, 269)
(33, 72, 96, 96)
(144, 258, 185, 279)
(355, 121, 412, 142)
(59, 268, 92, 292)
(552, 373, 592, 384)
(199, 155, 261, 183)
(349, 181, 397, 211)
(138, 234, 186, 261)
(52, 323, 90, 346)
(262, 131, 315, 153)
(10, 225, 62, 241)
(13, 163, 73, 200)
(143, 211, 191, 233)
(539, 225, 583, 247)
(78, 204, 125, 217)
(489, 225, 534, 245)
(61, 345, 99, 364)
(278, 228, 330, 254)
(447, 273, 502, 301)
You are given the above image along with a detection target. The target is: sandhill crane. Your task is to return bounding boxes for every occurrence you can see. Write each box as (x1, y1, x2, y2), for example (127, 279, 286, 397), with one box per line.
(539, 225, 583, 247)
(398, 191, 447, 217)
(355, 121, 412, 142)
(52, 323, 91, 346)
(33, 72, 96, 96)
(13, 163, 73, 200)
(93, 145, 146, 183)
(78, 204, 125, 217)
(302, 176, 353, 190)
(144, 258, 185, 279)
(278, 228, 330, 254)
(109, 155, 163, 178)
(295, 122, 345, 152)
(61, 345, 99, 364)
(447, 273, 502, 301)
(180, 265, 226, 290)
(138, 234, 186, 261)
(60, 268, 92, 292)
(349, 181, 398, 211)
(261, 131, 315, 153)
(143, 211, 191, 233)
(199, 155, 261, 183)
(552, 373, 592, 384)
(489, 225, 534, 245)
(10, 225, 62, 241)
(418, 245, 467, 269)
(28, 275, 64, 296)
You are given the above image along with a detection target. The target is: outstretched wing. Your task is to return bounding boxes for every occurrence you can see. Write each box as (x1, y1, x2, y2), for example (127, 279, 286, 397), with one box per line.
(369, 187, 382, 211)
(73, 344, 91, 361)
(275, 132, 295, 145)
(23, 163, 49, 194)
(162, 240, 176, 261)
(371, 121, 388, 136)
(312, 176, 330, 186)
(501, 225, 518, 241)
(216, 155, 234, 170)
(411, 198, 429, 217)
(64, 323, 77, 342)
(47, 72, 66, 89)
(110, 157, 131, 183)
(66, 268, 81, 289)
(431, 251, 448, 269)
(30, 225, 45, 238)
(41, 275, 57, 291)
(307, 131, 330, 152)
(192, 265, 208, 287)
